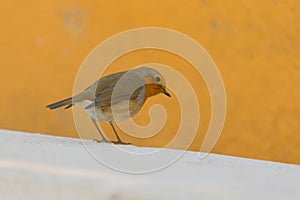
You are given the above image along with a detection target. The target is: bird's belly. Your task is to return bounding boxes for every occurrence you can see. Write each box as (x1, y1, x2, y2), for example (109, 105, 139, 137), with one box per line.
(84, 100, 142, 123)
(85, 107, 110, 122)
(75, 100, 108, 122)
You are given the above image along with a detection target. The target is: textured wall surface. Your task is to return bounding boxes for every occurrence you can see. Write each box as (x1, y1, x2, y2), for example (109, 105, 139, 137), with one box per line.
(0, 1, 299, 164)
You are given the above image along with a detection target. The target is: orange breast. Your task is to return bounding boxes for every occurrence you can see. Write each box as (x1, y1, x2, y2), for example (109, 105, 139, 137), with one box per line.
(144, 83, 161, 100)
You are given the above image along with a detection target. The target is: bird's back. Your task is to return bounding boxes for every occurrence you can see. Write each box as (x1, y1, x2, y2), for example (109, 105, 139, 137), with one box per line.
(74, 70, 146, 122)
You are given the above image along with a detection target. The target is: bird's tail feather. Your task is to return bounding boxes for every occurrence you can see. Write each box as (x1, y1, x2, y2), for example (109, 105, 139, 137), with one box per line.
(46, 97, 73, 109)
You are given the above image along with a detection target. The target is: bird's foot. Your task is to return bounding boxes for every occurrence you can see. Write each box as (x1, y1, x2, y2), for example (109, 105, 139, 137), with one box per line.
(93, 139, 111, 143)
(93, 139, 131, 145)
(111, 140, 131, 145)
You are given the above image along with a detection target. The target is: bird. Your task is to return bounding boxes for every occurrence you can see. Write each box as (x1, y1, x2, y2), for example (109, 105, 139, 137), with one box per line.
(46, 67, 171, 145)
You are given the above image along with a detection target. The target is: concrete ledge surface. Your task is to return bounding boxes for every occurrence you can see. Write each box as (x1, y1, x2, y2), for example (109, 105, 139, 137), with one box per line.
(0, 129, 299, 200)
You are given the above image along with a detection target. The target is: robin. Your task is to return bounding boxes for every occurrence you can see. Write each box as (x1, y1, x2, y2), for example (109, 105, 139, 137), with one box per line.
(46, 67, 171, 144)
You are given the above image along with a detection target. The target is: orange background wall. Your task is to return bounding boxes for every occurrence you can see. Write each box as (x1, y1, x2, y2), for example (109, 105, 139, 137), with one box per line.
(1, 1, 299, 164)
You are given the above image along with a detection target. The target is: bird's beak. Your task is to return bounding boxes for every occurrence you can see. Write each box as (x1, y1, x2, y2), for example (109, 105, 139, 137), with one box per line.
(161, 87, 171, 97)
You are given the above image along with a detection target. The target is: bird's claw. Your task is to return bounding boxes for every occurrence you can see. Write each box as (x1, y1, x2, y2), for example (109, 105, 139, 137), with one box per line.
(93, 139, 110, 143)
(111, 140, 131, 145)
(93, 139, 131, 145)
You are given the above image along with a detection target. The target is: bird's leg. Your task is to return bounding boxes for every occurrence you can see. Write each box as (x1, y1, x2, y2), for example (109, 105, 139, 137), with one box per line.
(109, 122, 131, 145)
(109, 122, 122, 142)
(91, 118, 110, 143)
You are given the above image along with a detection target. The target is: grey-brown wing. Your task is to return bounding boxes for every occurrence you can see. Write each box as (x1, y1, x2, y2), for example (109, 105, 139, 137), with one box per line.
(82, 71, 127, 96)
(84, 70, 145, 109)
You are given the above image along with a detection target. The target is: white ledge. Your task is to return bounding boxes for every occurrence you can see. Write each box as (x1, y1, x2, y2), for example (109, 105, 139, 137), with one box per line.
(0, 129, 299, 200)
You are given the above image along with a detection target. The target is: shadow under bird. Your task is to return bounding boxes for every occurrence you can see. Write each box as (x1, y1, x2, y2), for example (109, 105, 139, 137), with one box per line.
(46, 67, 171, 144)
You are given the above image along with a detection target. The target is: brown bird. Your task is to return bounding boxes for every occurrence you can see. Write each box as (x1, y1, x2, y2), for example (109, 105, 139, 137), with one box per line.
(46, 67, 171, 144)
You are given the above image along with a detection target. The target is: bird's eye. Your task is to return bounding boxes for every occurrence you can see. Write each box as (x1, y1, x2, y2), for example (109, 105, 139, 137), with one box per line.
(155, 76, 161, 82)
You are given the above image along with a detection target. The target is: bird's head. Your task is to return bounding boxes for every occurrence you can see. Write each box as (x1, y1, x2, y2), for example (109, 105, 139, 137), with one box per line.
(134, 67, 171, 98)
